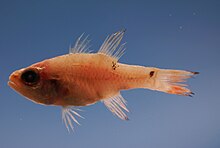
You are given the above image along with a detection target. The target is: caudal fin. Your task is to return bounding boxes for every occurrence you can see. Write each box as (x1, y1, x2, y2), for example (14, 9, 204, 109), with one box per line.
(146, 68, 199, 96)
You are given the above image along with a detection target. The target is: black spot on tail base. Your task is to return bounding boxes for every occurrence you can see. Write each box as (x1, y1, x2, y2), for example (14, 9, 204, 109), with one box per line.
(149, 71, 155, 77)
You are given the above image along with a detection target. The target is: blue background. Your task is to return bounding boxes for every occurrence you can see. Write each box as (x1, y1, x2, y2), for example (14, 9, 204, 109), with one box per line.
(0, 0, 220, 148)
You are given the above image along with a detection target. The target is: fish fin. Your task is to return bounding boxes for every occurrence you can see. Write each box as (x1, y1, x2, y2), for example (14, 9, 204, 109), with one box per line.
(62, 106, 84, 132)
(144, 68, 198, 96)
(102, 93, 129, 120)
(98, 29, 126, 60)
(161, 71, 199, 96)
(69, 33, 91, 54)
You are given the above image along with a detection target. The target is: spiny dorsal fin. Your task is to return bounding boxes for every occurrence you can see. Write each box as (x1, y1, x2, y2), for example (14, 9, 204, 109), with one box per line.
(98, 29, 126, 60)
(102, 93, 129, 120)
(62, 106, 84, 132)
(69, 33, 91, 54)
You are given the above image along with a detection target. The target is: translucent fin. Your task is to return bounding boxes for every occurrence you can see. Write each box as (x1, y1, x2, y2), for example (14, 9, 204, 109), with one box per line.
(98, 29, 126, 60)
(164, 71, 198, 96)
(62, 106, 84, 132)
(69, 33, 91, 54)
(102, 94, 129, 120)
(156, 70, 199, 96)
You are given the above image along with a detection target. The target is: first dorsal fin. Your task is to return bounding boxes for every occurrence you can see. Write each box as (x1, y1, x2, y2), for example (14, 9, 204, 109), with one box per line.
(69, 33, 91, 54)
(98, 29, 126, 60)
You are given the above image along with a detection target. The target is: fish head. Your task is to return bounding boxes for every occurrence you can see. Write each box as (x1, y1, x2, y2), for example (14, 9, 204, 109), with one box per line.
(8, 62, 59, 105)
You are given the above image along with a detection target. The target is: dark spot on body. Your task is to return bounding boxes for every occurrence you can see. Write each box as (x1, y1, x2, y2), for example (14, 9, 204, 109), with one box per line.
(49, 79, 60, 92)
(112, 61, 118, 70)
(41, 79, 61, 99)
(149, 71, 155, 77)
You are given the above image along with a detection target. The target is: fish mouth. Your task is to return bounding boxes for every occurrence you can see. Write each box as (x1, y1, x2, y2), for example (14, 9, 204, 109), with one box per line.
(8, 79, 20, 91)
(8, 80, 18, 89)
(8, 71, 21, 90)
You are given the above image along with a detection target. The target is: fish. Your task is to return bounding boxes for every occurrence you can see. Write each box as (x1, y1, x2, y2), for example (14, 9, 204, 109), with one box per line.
(8, 29, 199, 131)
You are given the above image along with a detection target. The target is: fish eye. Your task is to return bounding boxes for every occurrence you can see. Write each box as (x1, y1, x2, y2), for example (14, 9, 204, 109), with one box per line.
(21, 69, 40, 86)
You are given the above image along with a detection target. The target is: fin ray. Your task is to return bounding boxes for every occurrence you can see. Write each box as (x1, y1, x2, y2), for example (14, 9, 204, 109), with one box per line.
(98, 29, 126, 60)
(158, 70, 196, 96)
(102, 94, 129, 120)
(144, 69, 198, 96)
(62, 106, 84, 132)
(69, 33, 91, 54)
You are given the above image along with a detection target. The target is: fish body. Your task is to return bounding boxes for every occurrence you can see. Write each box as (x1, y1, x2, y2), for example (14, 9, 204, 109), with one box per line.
(8, 30, 198, 131)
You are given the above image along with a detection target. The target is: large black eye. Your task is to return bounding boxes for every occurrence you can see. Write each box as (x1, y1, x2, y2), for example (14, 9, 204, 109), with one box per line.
(21, 69, 40, 85)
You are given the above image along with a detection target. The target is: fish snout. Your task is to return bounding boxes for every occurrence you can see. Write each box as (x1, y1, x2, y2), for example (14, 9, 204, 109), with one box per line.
(8, 70, 23, 88)
(9, 70, 20, 81)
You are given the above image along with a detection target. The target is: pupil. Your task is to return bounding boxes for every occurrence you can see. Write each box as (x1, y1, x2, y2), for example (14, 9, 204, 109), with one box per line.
(21, 70, 39, 85)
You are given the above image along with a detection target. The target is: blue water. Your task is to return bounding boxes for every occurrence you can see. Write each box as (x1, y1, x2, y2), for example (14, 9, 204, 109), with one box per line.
(0, 0, 220, 148)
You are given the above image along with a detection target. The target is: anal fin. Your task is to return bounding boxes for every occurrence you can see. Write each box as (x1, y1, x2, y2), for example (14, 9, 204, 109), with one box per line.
(102, 94, 129, 120)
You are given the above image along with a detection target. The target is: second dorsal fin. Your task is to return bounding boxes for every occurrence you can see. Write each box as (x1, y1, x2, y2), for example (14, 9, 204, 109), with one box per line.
(98, 29, 126, 60)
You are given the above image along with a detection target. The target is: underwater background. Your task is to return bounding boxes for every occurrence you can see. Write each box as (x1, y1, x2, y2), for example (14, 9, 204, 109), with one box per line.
(0, 0, 220, 148)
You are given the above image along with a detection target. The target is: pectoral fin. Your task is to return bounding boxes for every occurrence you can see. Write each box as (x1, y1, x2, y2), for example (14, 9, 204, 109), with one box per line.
(62, 106, 84, 132)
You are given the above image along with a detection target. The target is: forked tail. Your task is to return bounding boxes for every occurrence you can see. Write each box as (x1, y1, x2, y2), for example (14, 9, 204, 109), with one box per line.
(144, 68, 199, 96)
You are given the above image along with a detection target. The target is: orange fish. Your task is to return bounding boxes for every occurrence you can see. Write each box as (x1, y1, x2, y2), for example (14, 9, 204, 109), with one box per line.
(8, 30, 198, 131)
